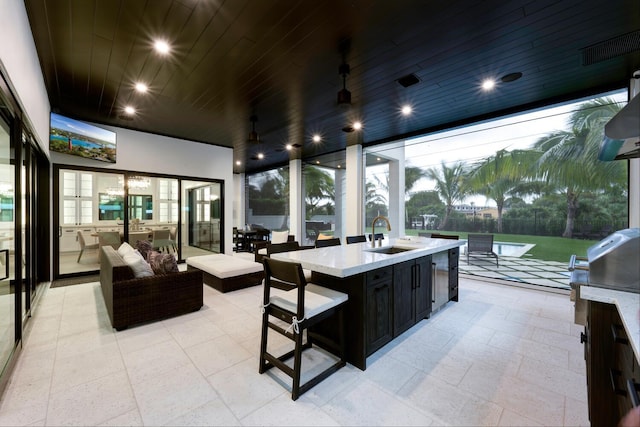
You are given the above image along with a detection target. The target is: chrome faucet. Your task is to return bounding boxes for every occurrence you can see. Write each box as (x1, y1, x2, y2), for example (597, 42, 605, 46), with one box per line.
(371, 216, 391, 247)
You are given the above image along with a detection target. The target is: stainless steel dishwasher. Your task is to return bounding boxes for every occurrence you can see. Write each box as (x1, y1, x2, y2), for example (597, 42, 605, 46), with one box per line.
(431, 251, 450, 312)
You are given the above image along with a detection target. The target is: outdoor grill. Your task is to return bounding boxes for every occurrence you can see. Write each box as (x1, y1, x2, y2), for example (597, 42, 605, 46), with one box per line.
(568, 228, 640, 325)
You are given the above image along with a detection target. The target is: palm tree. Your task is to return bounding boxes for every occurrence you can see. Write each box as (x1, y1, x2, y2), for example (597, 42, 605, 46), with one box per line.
(425, 161, 468, 230)
(467, 149, 544, 232)
(304, 165, 335, 218)
(532, 97, 626, 237)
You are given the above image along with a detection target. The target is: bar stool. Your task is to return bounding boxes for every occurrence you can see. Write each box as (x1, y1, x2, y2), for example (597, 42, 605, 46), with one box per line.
(259, 257, 348, 400)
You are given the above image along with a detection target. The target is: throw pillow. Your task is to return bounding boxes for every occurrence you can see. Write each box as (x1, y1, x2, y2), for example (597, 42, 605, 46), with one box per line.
(135, 240, 153, 260)
(123, 249, 154, 278)
(117, 242, 135, 258)
(271, 230, 289, 244)
(148, 251, 179, 275)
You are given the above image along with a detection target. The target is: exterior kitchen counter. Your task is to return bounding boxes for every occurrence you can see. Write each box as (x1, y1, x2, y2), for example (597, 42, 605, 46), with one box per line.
(271, 236, 464, 370)
(581, 285, 640, 362)
(271, 237, 464, 278)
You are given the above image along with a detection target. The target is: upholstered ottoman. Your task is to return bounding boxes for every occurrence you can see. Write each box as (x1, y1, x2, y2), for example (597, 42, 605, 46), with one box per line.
(186, 254, 264, 292)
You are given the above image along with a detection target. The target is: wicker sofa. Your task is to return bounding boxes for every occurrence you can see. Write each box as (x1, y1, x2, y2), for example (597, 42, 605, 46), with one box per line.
(99, 246, 203, 330)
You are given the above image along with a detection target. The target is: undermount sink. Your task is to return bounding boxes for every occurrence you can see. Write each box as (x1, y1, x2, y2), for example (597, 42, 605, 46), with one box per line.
(365, 246, 417, 255)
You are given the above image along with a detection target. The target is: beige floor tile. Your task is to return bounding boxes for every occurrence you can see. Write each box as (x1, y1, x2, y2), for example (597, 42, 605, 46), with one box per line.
(498, 409, 543, 426)
(51, 341, 125, 393)
(97, 408, 143, 426)
(242, 396, 339, 426)
(46, 370, 137, 426)
(167, 399, 241, 426)
(322, 378, 434, 426)
(516, 357, 588, 402)
(131, 363, 217, 426)
(459, 362, 565, 425)
(122, 339, 192, 385)
(488, 330, 569, 368)
(564, 396, 590, 426)
(206, 358, 289, 419)
(185, 334, 253, 377)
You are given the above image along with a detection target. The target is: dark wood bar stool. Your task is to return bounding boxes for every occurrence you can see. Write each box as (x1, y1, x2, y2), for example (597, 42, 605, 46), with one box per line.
(346, 235, 367, 244)
(259, 257, 348, 400)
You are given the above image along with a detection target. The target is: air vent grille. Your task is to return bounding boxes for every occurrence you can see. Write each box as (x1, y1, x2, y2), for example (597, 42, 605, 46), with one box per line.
(397, 73, 420, 88)
(581, 30, 640, 66)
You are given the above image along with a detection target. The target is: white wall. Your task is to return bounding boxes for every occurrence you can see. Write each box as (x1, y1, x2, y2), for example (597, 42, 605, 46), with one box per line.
(51, 126, 235, 253)
(0, 0, 50, 153)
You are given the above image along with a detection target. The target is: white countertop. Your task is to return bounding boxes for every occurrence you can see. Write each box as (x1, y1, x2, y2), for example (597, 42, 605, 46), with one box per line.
(271, 237, 464, 278)
(581, 286, 640, 363)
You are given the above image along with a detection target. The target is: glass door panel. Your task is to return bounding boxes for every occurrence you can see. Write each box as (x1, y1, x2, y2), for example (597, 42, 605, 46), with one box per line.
(181, 180, 222, 257)
(58, 169, 124, 276)
(0, 104, 15, 377)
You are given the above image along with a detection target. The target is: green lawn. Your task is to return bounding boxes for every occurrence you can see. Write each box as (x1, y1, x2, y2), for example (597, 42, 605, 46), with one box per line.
(401, 229, 598, 263)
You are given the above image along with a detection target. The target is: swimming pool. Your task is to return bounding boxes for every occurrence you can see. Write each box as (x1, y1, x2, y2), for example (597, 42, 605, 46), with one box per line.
(462, 241, 535, 257)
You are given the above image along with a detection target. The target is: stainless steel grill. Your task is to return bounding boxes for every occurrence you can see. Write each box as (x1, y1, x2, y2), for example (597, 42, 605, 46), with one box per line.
(568, 228, 640, 325)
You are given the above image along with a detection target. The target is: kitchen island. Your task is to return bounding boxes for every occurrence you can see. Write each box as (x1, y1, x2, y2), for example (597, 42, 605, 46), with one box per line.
(272, 237, 465, 370)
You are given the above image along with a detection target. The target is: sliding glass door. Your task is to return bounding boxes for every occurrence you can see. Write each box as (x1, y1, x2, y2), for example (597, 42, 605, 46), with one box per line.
(0, 103, 15, 379)
(182, 180, 222, 257)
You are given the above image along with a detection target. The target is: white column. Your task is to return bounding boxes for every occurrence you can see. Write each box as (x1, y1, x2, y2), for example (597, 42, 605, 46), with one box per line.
(289, 158, 303, 241)
(346, 144, 363, 235)
(630, 158, 639, 228)
(233, 173, 245, 229)
(387, 148, 405, 238)
(334, 168, 345, 241)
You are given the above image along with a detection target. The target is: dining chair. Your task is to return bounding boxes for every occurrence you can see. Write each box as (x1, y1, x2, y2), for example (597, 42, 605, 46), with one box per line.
(368, 233, 384, 242)
(77, 230, 99, 262)
(98, 231, 121, 250)
(315, 237, 341, 248)
(260, 257, 348, 400)
(128, 231, 150, 247)
(152, 229, 176, 254)
(346, 235, 367, 244)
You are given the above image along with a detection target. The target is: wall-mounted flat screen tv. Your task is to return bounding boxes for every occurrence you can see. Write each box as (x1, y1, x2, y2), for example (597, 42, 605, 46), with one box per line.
(50, 113, 116, 163)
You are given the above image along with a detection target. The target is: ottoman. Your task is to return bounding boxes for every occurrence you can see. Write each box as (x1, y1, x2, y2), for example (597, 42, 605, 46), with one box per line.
(186, 254, 264, 292)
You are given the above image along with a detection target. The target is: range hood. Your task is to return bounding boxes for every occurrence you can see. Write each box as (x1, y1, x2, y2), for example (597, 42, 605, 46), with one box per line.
(599, 72, 640, 161)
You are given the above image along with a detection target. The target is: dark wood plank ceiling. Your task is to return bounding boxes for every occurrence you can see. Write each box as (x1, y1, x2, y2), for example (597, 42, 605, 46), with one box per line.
(24, 0, 640, 173)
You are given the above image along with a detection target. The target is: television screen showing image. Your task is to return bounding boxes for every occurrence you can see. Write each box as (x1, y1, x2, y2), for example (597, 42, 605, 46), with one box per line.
(50, 113, 116, 163)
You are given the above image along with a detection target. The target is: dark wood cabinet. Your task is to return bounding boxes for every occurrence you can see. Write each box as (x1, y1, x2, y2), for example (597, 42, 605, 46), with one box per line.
(310, 249, 457, 371)
(393, 256, 432, 336)
(366, 266, 393, 354)
(585, 301, 640, 426)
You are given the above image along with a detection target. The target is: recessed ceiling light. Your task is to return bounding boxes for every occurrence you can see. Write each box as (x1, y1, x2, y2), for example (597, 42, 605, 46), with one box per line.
(285, 144, 292, 150)
(312, 134, 321, 143)
(401, 105, 412, 116)
(235, 160, 241, 166)
(257, 153, 264, 160)
(481, 79, 496, 91)
(154, 39, 170, 55)
(353, 121, 362, 130)
(337, 165, 341, 168)
(124, 105, 136, 115)
(135, 82, 148, 93)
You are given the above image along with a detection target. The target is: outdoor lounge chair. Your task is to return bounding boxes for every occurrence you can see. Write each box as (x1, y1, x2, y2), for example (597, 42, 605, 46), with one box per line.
(466, 233, 498, 267)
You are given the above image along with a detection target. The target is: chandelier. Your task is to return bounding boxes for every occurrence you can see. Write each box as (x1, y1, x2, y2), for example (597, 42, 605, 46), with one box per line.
(127, 175, 150, 189)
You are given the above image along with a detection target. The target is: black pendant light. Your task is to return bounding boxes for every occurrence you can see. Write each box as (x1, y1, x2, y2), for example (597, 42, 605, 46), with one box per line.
(248, 114, 260, 143)
(337, 62, 351, 106)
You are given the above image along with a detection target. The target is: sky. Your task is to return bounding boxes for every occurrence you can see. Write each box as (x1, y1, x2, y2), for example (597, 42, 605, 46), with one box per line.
(366, 89, 628, 208)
